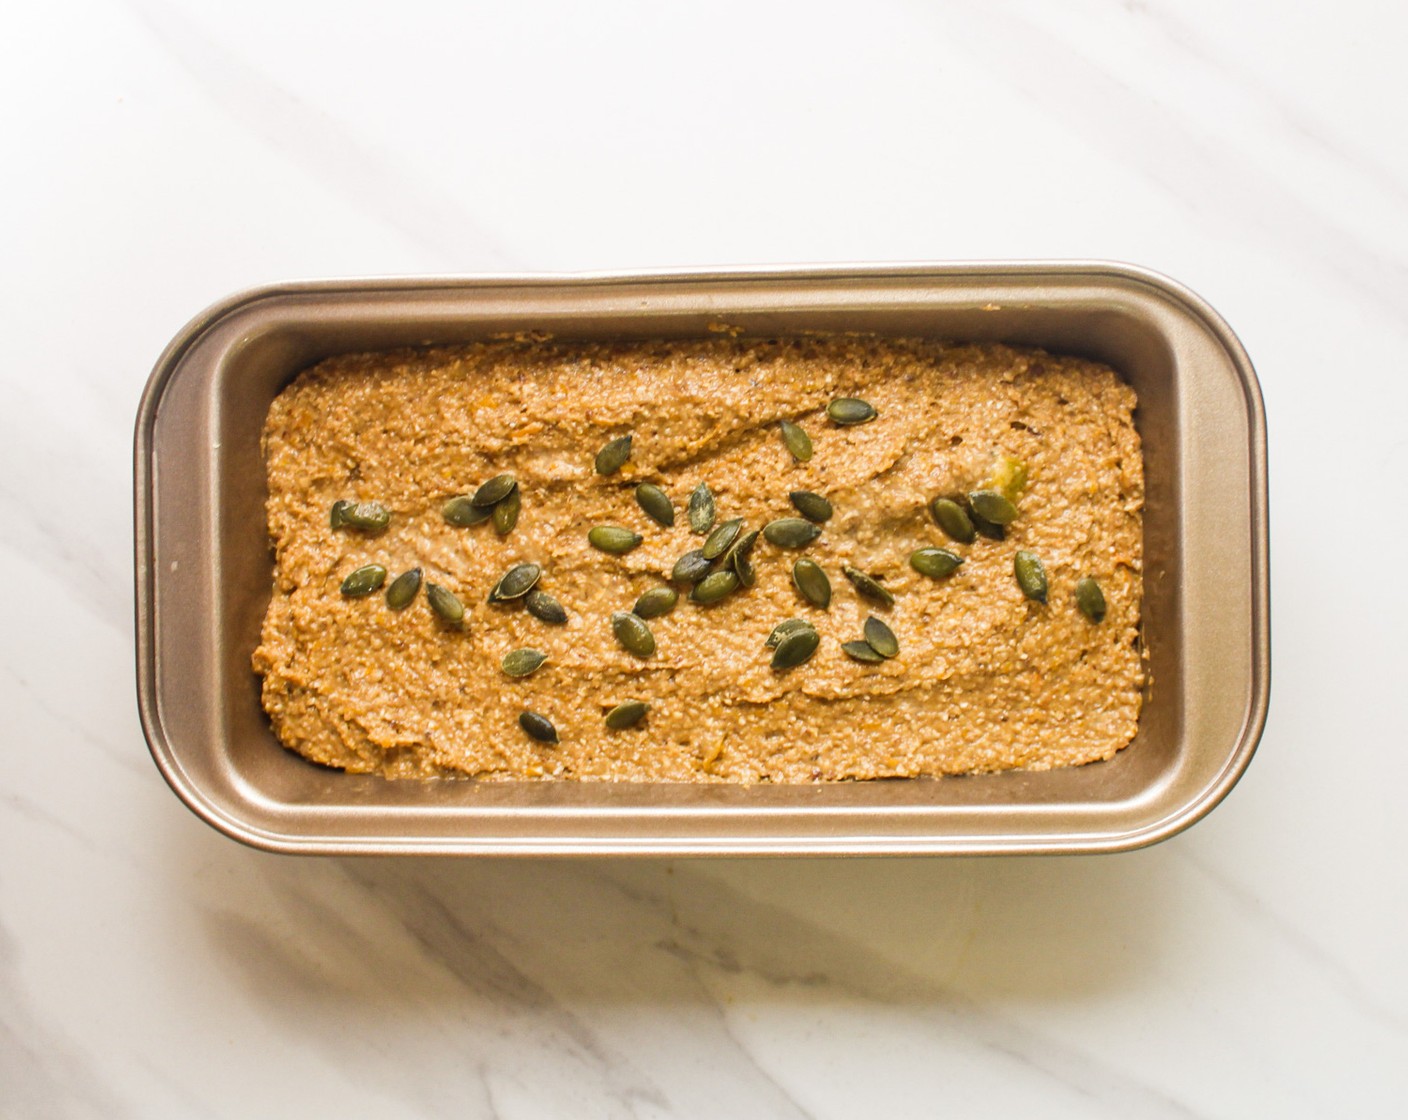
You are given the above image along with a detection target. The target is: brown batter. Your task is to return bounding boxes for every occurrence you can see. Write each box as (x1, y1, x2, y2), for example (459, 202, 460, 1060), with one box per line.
(253, 336, 1144, 781)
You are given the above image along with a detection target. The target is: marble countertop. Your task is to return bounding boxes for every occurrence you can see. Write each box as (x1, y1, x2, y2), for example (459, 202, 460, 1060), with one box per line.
(4, 0, 1406, 1115)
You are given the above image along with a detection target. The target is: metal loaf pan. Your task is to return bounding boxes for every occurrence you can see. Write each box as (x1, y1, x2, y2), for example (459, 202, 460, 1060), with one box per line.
(134, 263, 1269, 855)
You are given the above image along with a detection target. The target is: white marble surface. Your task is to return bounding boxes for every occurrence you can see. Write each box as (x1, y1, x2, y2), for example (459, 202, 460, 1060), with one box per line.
(3, 0, 1406, 1115)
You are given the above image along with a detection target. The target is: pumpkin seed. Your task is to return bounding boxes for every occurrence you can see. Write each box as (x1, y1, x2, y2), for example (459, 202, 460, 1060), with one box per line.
(779, 419, 813, 462)
(340, 563, 387, 598)
(841, 639, 885, 664)
(702, 517, 743, 560)
(489, 562, 541, 602)
(472, 473, 517, 507)
(731, 531, 759, 587)
(827, 397, 877, 425)
(519, 710, 558, 744)
(341, 501, 390, 533)
(493, 487, 520, 535)
(442, 495, 492, 526)
(329, 499, 351, 529)
(1014, 550, 1048, 603)
(633, 585, 679, 619)
(788, 490, 833, 523)
(862, 615, 899, 658)
(688, 482, 716, 534)
(929, 497, 975, 544)
(1075, 576, 1107, 623)
(384, 567, 422, 610)
(792, 558, 831, 609)
(971, 511, 1006, 541)
(771, 626, 820, 670)
(525, 587, 568, 625)
(690, 569, 739, 605)
(910, 547, 964, 579)
(842, 564, 895, 607)
(502, 647, 548, 678)
(604, 700, 650, 730)
(611, 611, 656, 657)
(635, 483, 675, 527)
(595, 434, 633, 476)
(588, 525, 643, 554)
(969, 489, 1018, 526)
(720, 528, 758, 573)
(763, 517, 822, 549)
(766, 618, 816, 649)
(426, 582, 465, 624)
(672, 549, 712, 583)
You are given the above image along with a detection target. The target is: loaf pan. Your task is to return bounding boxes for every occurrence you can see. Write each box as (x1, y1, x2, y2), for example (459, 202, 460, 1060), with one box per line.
(133, 263, 1269, 855)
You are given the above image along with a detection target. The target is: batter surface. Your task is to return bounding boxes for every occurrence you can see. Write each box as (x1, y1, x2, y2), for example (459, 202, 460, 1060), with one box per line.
(253, 336, 1144, 781)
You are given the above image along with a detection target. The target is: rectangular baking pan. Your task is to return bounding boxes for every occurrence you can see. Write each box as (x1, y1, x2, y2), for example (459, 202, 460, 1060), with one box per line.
(134, 263, 1269, 855)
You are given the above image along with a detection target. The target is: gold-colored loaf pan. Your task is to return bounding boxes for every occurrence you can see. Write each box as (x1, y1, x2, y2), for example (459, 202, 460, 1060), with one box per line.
(134, 264, 1269, 855)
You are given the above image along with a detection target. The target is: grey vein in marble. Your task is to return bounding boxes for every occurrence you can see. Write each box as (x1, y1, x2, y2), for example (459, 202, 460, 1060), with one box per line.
(934, 1, 1408, 319)
(0, 919, 136, 1120)
(280, 858, 1209, 1119)
(1177, 847, 1407, 1035)
(123, 0, 523, 272)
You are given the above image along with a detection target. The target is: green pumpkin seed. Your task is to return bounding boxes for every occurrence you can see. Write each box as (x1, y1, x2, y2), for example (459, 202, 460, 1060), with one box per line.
(1075, 576, 1107, 623)
(525, 587, 568, 625)
(588, 525, 643, 554)
(690, 569, 739, 605)
(1014, 550, 1048, 603)
(842, 564, 895, 607)
(340, 563, 387, 598)
(827, 397, 877, 425)
(633, 586, 678, 619)
(341, 501, 391, 533)
(489, 562, 542, 602)
(779, 419, 813, 462)
(635, 483, 676, 527)
(763, 517, 822, 549)
(384, 567, 422, 610)
(493, 487, 520, 535)
(929, 497, 975, 544)
(329, 499, 351, 529)
(730, 530, 759, 587)
(771, 626, 820, 670)
(672, 549, 712, 583)
(426, 582, 465, 624)
(841, 639, 885, 664)
(984, 455, 1029, 502)
(519, 710, 558, 744)
(604, 700, 649, 730)
(688, 482, 716, 534)
(971, 511, 1006, 541)
(611, 611, 656, 657)
(788, 491, 833, 523)
(502, 647, 548, 678)
(969, 489, 1019, 526)
(472, 473, 517, 507)
(595, 434, 633, 476)
(702, 517, 743, 560)
(720, 528, 758, 572)
(910, 547, 964, 579)
(862, 615, 899, 659)
(442, 495, 492, 526)
(766, 618, 816, 649)
(792, 558, 831, 609)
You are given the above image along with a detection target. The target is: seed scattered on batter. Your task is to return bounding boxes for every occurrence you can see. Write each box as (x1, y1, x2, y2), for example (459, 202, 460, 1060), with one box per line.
(595, 434, 632, 476)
